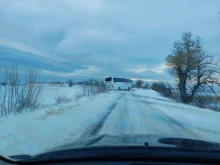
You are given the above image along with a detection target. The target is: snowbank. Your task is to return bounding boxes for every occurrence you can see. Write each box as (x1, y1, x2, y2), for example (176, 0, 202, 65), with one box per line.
(150, 102, 220, 142)
(134, 89, 220, 143)
(133, 88, 172, 101)
(0, 91, 120, 156)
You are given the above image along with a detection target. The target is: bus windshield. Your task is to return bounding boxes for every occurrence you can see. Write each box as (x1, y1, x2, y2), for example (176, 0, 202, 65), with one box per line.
(105, 77, 112, 82)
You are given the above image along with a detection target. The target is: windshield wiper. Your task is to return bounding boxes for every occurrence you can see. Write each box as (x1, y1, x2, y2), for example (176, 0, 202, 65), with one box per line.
(155, 137, 220, 150)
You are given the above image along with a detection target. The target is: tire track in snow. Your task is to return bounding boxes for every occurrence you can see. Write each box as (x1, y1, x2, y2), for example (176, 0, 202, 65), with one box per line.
(80, 93, 124, 137)
(133, 94, 200, 137)
(89, 101, 117, 135)
(156, 110, 200, 137)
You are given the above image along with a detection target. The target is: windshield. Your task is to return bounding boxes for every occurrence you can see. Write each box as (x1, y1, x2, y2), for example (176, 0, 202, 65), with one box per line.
(105, 77, 112, 82)
(0, 0, 220, 161)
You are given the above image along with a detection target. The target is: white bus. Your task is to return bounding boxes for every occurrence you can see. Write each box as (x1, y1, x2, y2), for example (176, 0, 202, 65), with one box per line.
(105, 77, 133, 91)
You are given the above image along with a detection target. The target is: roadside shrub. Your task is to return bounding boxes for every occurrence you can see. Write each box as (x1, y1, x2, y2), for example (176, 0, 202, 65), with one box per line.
(0, 82, 6, 86)
(192, 95, 208, 108)
(143, 82, 149, 89)
(97, 81, 107, 93)
(68, 80, 74, 87)
(81, 85, 97, 96)
(136, 80, 144, 88)
(54, 80, 107, 104)
(55, 95, 72, 105)
(74, 81, 107, 101)
(171, 91, 182, 102)
(151, 82, 173, 98)
(0, 65, 43, 116)
(192, 95, 220, 111)
(74, 91, 84, 101)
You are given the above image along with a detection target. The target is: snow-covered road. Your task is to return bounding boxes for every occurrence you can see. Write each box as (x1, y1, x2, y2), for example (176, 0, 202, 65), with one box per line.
(79, 90, 220, 144)
(0, 88, 220, 157)
(85, 92, 198, 138)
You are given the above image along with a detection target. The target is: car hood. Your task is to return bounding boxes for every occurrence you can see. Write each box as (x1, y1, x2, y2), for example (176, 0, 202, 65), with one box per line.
(9, 134, 220, 162)
(49, 134, 220, 152)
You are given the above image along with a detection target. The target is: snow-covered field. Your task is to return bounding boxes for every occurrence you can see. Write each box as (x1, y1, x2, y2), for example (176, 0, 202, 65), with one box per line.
(0, 87, 220, 158)
(40, 84, 82, 106)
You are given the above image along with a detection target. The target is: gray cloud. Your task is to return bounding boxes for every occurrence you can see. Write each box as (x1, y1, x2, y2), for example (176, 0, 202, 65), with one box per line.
(0, 0, 220, 81)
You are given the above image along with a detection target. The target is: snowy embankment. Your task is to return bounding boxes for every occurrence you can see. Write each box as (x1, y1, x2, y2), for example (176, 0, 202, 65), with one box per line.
(133, 88, 172, 101)
(0, 85, 120, 157)
(133, 88, 220, 143)
(40, 84, 82, 106)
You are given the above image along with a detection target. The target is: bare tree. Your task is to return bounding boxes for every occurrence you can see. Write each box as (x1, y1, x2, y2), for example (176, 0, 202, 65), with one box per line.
(143, 82, 149, 89)
(0, 65, 43, 116)
(0, 65, 19, 115)
(18, 67, 43, 112)
(166, 32, 220, 104)
(136, 80, 144, 88)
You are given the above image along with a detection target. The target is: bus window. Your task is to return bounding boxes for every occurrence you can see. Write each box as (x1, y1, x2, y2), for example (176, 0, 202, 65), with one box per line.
(105, 77, 112, 82)
(113, 78, 120, 82)
(113, 78, 129, 82)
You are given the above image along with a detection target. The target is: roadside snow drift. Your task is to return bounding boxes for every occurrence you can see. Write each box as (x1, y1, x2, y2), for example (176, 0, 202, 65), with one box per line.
(0, 90, 121, 156)
(133, 88, 220, 142)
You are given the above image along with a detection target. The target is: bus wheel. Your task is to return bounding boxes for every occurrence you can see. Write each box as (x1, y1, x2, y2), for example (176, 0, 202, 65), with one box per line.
(128, 87, 130, 91)
(118, 87, 121, 91)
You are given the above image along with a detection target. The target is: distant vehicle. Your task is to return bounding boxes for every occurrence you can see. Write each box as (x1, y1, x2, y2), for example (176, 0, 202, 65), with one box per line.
(105, 77, 132, 91)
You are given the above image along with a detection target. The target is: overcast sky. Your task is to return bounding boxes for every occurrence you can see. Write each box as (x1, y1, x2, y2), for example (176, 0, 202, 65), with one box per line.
(0, 0, 220, 82)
